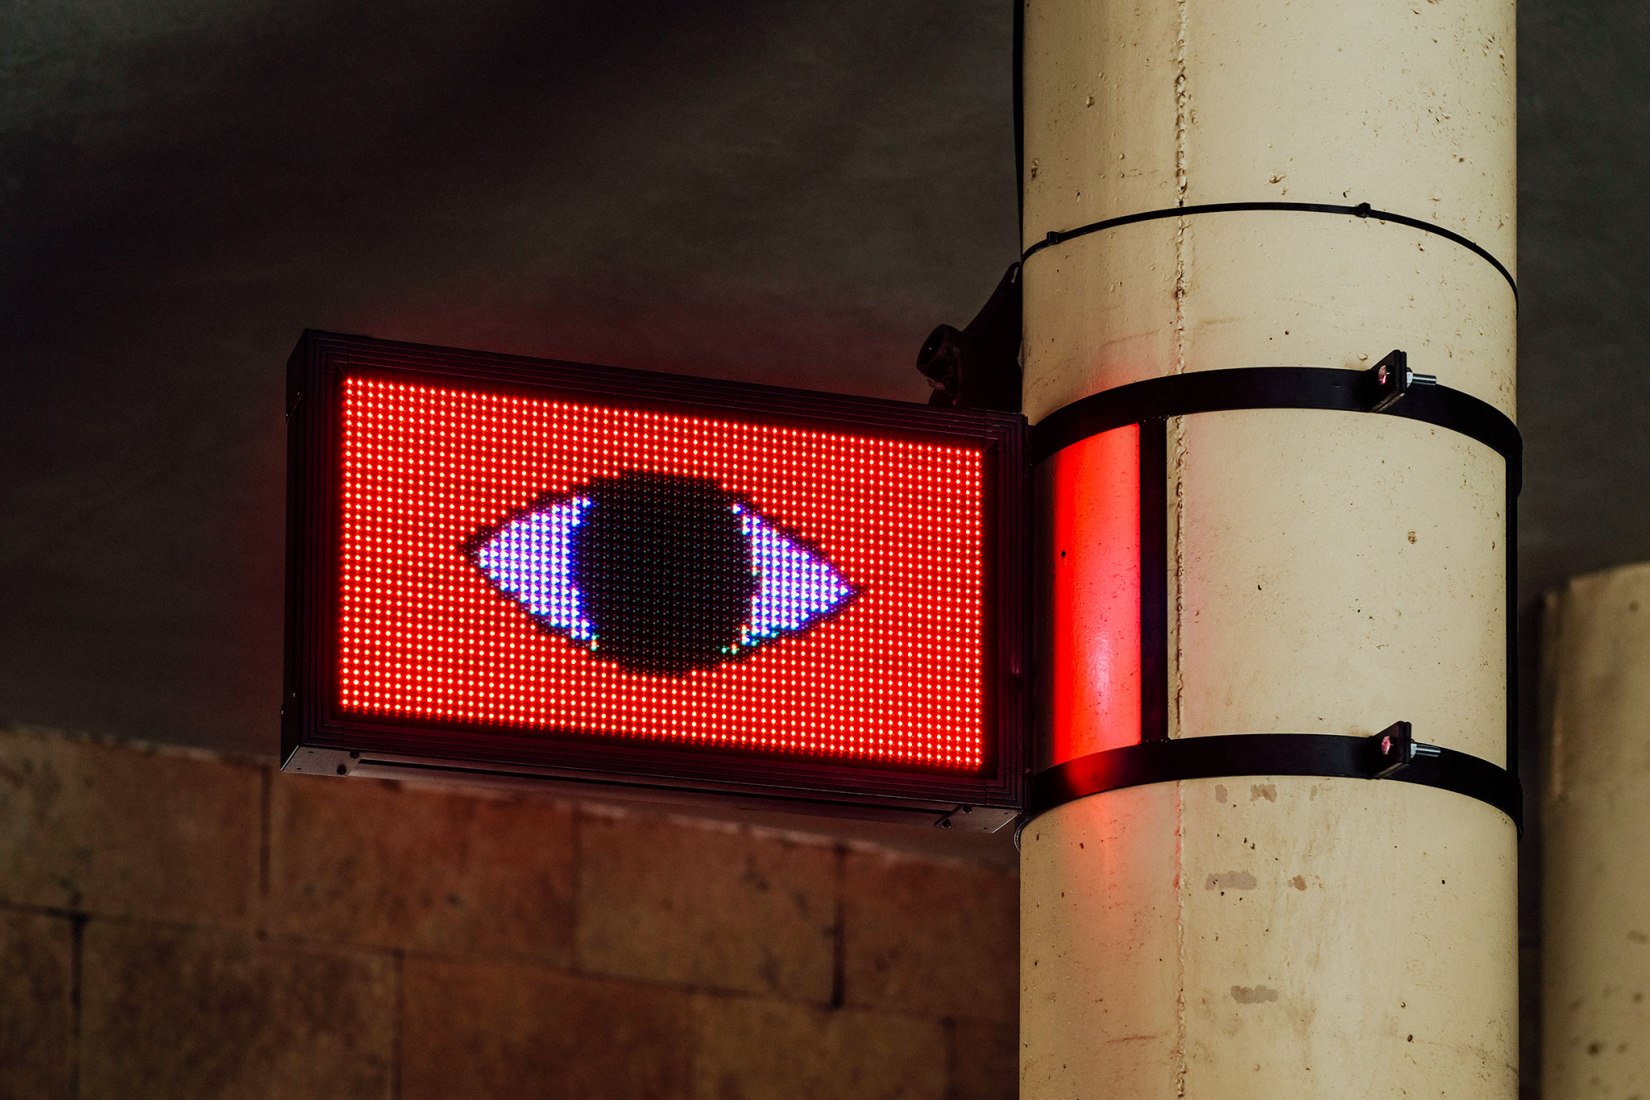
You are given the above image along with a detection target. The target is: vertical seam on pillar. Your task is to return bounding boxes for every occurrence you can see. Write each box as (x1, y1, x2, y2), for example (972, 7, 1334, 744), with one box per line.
(1170, 421, 1187, 744)
(1174, 780, 1189, 1097)
(1171, 5, 1190, 1094)
(1170, 0, 1190, 744)
(1173, 0, 1189, 210)
(1171, 0, 1189, 371)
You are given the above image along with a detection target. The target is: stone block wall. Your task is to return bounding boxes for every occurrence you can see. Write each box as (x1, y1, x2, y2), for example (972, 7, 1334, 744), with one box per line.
(0, 725, 1018, 1098)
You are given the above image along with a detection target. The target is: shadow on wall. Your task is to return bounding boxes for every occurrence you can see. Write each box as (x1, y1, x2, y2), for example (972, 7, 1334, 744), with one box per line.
(0, 0, 1013, 760)
(0, 725, 1018, 1098)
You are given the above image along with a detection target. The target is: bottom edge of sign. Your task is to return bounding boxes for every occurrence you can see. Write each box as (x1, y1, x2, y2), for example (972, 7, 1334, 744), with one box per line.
(282, 745, 1019, 834)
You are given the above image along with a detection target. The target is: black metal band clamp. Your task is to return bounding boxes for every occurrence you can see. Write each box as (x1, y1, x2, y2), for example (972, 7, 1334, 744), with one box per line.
(1030, 351, 1522, 492)
(1024, 722, 1521, 831)
(1021, 354, 1524, 839)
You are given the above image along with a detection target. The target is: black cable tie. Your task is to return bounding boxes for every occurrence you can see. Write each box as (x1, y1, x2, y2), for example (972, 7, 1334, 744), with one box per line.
(1022, 200, 1517, 300)
(1026, 727, 1520, 831)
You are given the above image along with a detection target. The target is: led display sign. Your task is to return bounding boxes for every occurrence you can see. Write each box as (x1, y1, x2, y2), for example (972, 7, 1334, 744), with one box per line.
(283, 332, 1024, 828)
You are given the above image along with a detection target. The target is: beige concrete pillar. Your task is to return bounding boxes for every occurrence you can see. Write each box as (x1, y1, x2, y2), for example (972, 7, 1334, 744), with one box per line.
(1019, 1, 1519, 1096)
(1542, 564, 1650, 1096)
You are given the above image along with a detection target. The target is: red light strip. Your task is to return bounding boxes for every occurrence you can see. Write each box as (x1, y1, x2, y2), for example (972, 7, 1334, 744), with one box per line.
(336, 375, 988, 772)
(1047, 426, 1142, 763)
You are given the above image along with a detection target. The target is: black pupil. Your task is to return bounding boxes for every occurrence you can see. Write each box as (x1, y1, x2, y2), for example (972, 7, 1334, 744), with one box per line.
(570, 472, 755, 674)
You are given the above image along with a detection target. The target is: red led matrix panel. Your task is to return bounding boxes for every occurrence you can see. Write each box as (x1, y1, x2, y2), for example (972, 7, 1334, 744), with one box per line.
(337, 374, 986, 771)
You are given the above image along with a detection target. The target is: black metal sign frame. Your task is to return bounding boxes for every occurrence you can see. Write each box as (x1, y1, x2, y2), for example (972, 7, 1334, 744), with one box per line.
(283, 331, 1027, 831)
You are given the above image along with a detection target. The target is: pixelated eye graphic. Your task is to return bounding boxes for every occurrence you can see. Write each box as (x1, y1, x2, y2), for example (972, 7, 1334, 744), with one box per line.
(467, 472, 857, 675)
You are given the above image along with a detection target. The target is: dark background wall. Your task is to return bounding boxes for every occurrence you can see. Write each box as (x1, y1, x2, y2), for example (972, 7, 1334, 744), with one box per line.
(5, 0, 1643, 763)
(1, 0, 1016, 763)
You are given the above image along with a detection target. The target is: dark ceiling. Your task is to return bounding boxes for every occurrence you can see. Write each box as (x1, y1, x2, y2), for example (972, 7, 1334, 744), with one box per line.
(2, 1, 1644, 797)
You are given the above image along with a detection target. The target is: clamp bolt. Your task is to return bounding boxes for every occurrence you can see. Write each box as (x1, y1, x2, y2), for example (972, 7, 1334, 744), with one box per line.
(1367, 350, 1435, 412)
(1368, 721, 1440, 778)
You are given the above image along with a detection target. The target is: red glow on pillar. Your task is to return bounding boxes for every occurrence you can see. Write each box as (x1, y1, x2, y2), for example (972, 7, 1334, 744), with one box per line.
(1048, 426, 1142, 764)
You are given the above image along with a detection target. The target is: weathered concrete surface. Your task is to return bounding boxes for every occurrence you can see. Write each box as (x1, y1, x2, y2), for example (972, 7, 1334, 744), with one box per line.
(843, 848, 1018, 1023)
(79, 921, 396, 1100)
(269, 771, 576, 962)
(576, 810, 838, 1002)
(0, 725, 261, 926)
(1543, 564, 1650, 1097)
(693, 995, 948, 1100)
(0, 909, 73, 1099)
